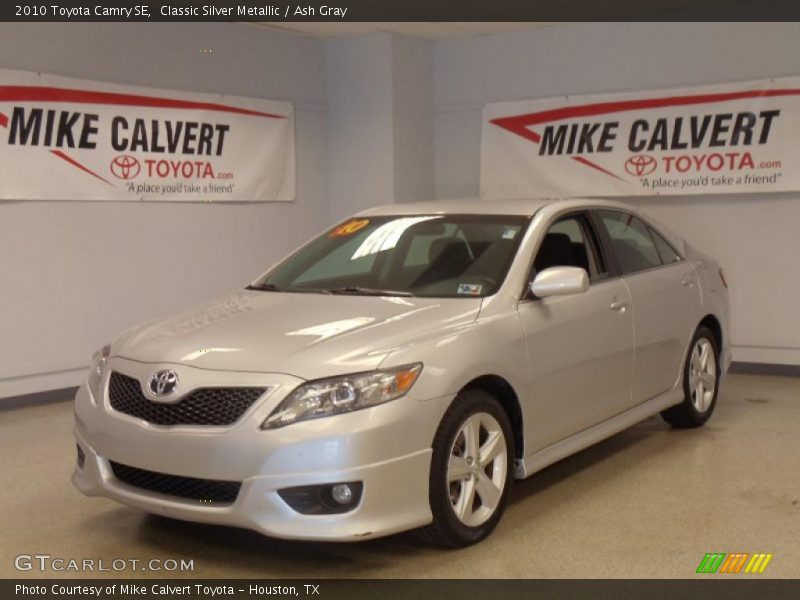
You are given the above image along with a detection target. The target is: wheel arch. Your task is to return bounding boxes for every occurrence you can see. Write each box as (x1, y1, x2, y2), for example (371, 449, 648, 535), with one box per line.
(459, 374, 524, 460)
(698, 313, 723, 351)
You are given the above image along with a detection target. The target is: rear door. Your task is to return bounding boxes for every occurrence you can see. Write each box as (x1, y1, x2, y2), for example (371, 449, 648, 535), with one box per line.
(518, 212, 635, 450)
(594, 210, 701, 403)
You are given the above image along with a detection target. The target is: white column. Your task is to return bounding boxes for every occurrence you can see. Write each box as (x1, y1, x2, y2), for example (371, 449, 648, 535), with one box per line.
(326, 33, 434, 221)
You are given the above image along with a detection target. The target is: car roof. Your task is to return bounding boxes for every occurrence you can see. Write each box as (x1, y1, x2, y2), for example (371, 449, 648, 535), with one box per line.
(356, 197, 689, 253)
(356, 197, 636, 217)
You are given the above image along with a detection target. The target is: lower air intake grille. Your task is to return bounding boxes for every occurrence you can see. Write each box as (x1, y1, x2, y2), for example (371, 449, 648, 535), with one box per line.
(109, 461, 241, 504)
(108, 371, 266, 426)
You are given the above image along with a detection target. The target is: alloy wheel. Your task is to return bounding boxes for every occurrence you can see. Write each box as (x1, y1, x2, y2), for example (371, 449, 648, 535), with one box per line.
(446, 412, 508, 527)
(689, 338, 717, 412)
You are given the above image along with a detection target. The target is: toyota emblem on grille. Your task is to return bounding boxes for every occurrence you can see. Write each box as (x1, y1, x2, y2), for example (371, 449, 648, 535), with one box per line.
(148, 370, 179, 397)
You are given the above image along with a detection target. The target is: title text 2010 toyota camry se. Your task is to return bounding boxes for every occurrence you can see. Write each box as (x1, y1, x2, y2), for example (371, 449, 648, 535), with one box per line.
(73, 198, 730, 547)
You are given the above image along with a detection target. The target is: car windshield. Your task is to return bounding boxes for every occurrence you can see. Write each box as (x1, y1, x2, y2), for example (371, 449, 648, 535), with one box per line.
(251, 214, 530, 298)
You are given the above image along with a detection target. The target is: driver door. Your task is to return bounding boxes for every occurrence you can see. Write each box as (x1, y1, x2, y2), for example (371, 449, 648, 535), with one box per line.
(518, 212, 635, 451)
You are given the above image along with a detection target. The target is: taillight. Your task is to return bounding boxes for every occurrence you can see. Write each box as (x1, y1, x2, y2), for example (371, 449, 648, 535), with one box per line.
(718, 268, 728, 288)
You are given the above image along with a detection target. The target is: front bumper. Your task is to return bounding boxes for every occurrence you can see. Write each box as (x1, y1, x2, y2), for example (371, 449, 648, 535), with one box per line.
(73, 358, 448, 541)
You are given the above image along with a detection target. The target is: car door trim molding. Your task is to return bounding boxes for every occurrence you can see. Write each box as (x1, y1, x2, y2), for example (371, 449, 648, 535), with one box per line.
(516, 382, 684, 479)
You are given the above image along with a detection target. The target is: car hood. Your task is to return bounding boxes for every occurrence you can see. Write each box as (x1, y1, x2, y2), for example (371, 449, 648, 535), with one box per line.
(113, 289, 481, 379)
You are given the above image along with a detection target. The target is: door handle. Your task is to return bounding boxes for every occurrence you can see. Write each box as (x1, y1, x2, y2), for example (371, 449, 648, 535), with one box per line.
(610, 299, 629, 312)
(681, 277, 695, 288)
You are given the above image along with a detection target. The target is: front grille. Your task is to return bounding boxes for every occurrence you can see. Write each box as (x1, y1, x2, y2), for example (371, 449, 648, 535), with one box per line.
(109, 461, 241, 504)
(108, 372, 266, 426)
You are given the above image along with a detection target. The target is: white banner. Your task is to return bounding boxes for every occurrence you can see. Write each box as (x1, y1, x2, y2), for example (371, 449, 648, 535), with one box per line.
(0, 69, 294, 201)
(481, 77, 800, 197)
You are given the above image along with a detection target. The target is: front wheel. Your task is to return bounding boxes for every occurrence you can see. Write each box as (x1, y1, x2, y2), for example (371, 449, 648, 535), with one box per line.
(661, 326, 720, 428)
(417, 389, 514, 547)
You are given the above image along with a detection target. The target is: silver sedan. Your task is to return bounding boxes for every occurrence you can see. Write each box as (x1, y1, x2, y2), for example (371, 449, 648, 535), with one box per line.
(73, 198, 730, 547)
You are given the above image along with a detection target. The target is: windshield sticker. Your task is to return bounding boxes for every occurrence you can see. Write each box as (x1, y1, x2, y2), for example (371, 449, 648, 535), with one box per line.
(457, 283, 483, 296)
(502, 227, 519, 240)
(329, 219, 370, 237)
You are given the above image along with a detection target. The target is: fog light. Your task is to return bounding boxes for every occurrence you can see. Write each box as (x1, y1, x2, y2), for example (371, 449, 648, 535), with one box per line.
(331, 483, 353, 505)
(278, 481, 363, 514)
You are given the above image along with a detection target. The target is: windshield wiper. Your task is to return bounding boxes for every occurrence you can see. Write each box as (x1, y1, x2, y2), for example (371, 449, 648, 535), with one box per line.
(245, 283, 281, 292)
(323, 286, 415, 297)
(248, 283, 414, 297)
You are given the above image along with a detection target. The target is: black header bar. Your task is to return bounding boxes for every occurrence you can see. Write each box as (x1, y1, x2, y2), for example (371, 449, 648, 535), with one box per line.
(3, 0, 800, 22)
(4, 579, 800, 600)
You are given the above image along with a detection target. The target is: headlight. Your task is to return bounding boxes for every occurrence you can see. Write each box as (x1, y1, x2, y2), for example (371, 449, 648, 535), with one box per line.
(262, 363, 423, 429)
(87, 344, 111, 401)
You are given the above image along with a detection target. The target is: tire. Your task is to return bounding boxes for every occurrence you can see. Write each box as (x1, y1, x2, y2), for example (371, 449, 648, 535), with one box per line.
(416, 389, 514, 547)
(661, 326, 720, 429)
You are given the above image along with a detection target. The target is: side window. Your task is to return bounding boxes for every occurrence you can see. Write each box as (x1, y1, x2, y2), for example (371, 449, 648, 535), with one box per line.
(650, 227, 682, 264)
(597, 210, 661, 274)
(533, 215, 607, 282)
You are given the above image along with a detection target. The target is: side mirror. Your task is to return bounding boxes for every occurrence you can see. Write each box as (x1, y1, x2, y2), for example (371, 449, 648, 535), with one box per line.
(530, 266, 589, 299)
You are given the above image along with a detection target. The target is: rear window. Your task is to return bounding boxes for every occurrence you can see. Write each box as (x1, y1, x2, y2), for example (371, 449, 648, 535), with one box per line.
(597, 210, 661, 274)
(650, 228, 682, 264)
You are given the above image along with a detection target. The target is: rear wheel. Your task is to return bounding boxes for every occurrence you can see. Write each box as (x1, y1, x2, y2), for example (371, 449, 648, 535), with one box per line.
(417, 389, 514, 547)
(661, 326, 720, 428)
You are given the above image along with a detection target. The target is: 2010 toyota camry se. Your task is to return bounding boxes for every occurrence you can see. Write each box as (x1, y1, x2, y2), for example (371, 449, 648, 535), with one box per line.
(73, 198, 730, 547)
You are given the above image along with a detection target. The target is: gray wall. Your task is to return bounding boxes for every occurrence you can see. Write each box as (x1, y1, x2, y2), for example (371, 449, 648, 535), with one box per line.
(3, 22, 799, 399)
(326, 34, 395, 221)
(392, 35, 434, 204)
(0, 23, 329, 397)
(325, 33, 434, 220)
(434, 22, 800, 365)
